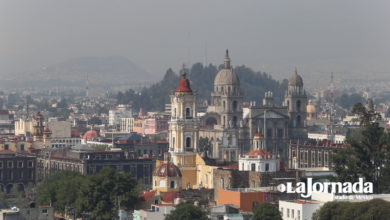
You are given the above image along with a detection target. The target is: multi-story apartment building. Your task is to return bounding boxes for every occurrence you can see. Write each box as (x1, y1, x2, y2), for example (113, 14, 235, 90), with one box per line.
(0, 151, 36, 193)
(288, 140, 347, 169)
(36, 148, 155, 186)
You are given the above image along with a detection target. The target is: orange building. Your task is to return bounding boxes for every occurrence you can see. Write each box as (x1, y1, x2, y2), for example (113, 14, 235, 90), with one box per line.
(218, 188, 266, 212)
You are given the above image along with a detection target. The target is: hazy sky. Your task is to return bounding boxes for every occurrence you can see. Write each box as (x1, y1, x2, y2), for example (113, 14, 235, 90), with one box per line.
(1, 0, 390, 84)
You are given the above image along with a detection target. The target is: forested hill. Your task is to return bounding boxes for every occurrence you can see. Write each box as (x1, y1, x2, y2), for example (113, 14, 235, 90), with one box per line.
(117, 63, 288, 112)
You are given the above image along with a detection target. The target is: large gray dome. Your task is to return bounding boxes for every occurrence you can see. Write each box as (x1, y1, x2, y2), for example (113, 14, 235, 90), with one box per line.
(214, 49, 240, 85)
(214, 69, 240, 85)
(288, 69, 303, 87)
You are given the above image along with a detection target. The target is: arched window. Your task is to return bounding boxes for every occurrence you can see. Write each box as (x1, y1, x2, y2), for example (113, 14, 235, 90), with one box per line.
(233, 101, 237, 111)
(223, 116, 226, 127)
(223, 101, 226, 110)
(233, 116, 237, 127)
(186, 107, 191, 119)
(296, 100, 301, 111)
(228, 87, 231, 94)
(186, 137, 191, 148)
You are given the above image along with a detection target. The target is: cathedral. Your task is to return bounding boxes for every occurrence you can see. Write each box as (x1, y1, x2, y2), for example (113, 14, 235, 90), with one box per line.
(153, 50, 308, 192)
(199, 50, 308, 160)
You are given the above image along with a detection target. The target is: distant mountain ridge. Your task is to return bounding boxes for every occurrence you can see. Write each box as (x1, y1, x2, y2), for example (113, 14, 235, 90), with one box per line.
(2, 56, 151, 88)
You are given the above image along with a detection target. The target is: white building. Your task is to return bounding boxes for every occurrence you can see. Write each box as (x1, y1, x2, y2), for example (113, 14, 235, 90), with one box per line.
(279, 192, 334, 220)
(308, 132, 345, 144)
(134, 204, 176, 220)
(109, 105, 132, 126)
(15, 118, 34, 136)
(120, 117, 134, 133)
(239, 133, 280, 172)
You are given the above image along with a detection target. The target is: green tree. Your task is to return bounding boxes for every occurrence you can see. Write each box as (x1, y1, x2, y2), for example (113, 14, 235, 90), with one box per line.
(312, 199, 390, 220)
(253, 202, 282, 220)
(164, 203, 208, 220)
(331, 102, 390, 193)
(75, 168, 138, 219)
(36, 171, 83, 214)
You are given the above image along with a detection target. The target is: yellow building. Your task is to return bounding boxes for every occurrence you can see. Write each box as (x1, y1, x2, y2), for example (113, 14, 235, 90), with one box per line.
(167, 72, 199, 189)
(152, 71, 228, 195)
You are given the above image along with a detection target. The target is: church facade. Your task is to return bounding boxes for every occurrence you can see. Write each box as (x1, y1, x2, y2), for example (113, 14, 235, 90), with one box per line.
(199, 51, 308, 159)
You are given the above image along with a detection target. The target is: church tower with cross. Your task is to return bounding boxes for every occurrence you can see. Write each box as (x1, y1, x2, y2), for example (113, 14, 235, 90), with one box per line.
(168, 70, 199, 188)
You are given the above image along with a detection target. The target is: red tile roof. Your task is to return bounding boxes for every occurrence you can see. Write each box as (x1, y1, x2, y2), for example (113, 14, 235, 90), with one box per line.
(138, 190, 156, 201)
(162, 191, 180, 202)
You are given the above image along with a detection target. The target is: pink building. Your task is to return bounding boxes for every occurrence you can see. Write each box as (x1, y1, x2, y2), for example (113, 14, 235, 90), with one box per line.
(144, 118, 169, 135)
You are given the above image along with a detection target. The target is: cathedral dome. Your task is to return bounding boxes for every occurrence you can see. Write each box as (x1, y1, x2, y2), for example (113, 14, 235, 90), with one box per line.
(215, 69, 240, 85)
(214, 49, 240, 85)
(176, 73, 192, 93)
(153, 163, 182, 178)
(288, 69, 303, 87)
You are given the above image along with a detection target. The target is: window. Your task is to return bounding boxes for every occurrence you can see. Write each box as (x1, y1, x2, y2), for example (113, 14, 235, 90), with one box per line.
(7, 161, 13, 168)
(186, 137, 191, 148)
(298, 210, 301, 219)
(265, 163, 269, 171)
(4, 144, 8, 150)
(287, 208, 290, 218)
(251, 163, 256, 171)
(8, 170, 13, 180)
(296, 100, 301, 110)
(233, 101, 237, 111)
(28, 161, 33, 168)
(0, 161, 2, 169)
(28, 170, 33, 180)
(185, 108, 191, 119)
(292, 209, 294, 218)
(241, 163, 244, 170)
(18, 170, 23, 179)
(0, 170, 2, 180)
(277, 128, 283, 138)
(41, 209, 48, 214)
(280, 208, 283, 217)
(221, 178, 225, 189)
(170, 181, 175, 188)
(20, 144, 25, 151)
(18, 161, 23, 168)
(154, 180, 157, 187)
